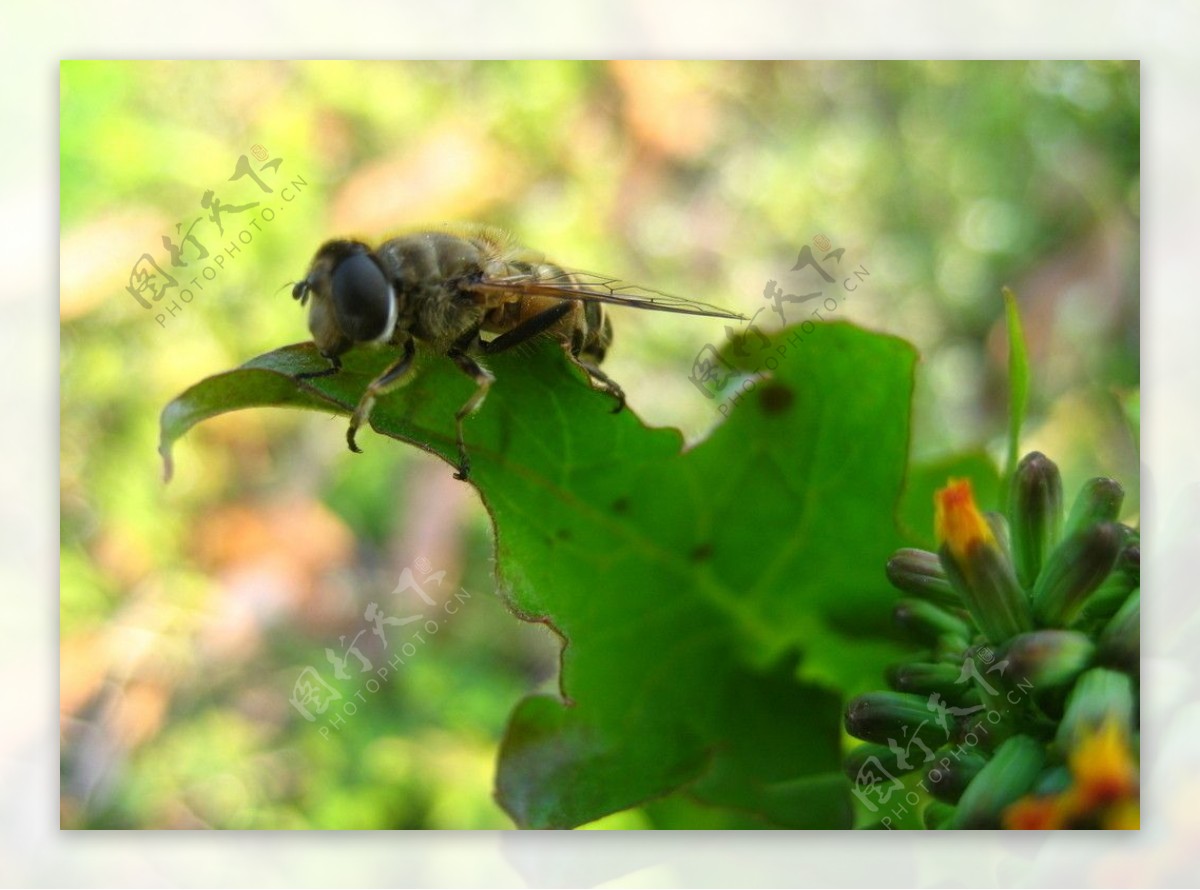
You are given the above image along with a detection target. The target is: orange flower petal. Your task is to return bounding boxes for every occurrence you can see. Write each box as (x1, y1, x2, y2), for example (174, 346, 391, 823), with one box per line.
(1003, 795, 1070, 830)
(1070, 718, 1138, 807)
(935, 479, 997, 563)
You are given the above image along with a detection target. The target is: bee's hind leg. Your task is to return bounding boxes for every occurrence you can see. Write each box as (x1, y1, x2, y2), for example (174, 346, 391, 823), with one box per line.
(347, 339, 416, 453)
(566, 312, 623, 413)
(480, 300, 625, 412)
(479, 300, 574, 355)
(572, 358, 625, 413)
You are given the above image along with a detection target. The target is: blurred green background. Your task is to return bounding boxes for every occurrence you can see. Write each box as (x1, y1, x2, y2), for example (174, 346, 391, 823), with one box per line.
(59, 60, 1138, 829)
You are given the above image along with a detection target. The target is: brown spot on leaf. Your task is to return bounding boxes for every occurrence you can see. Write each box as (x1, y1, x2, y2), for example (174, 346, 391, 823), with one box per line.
(759, 383, 794, 415)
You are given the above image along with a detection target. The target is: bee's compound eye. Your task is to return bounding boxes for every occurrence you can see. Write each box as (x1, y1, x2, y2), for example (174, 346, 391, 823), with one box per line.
(331, 253, 391, 341)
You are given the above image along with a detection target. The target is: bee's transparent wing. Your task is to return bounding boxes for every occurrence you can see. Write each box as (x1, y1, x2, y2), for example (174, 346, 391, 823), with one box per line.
(463, 269, 746, 320)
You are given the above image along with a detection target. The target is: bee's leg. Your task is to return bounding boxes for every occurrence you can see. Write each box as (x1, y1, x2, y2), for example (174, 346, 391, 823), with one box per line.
(478, 300, 574, 355)
(444, 347, 495, 482)
(572, 359, 626, 414)
(479, 299, 624, 411)
(567, 321, 625, 413)
(346, 339, 416, 454)
(295, 353, 343, 381)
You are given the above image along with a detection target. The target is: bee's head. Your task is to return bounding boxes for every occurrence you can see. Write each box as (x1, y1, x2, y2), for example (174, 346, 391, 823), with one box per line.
(294, 239, 398, 358)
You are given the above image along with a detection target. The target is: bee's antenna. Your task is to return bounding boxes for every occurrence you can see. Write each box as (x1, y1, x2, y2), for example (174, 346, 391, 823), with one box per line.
(283, 279, 310, 306)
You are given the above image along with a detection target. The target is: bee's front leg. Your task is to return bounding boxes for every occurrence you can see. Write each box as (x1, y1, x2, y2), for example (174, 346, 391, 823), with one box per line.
(346, 340, 416, 453)
(295, 353, 343, 381)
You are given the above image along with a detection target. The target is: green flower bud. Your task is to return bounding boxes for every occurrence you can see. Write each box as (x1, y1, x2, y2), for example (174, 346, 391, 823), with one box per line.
(1057, 667, 1135, 752)
(938, 540, 1032, 645)
(1098, 589, 1139, 676)
(1064, 477, 1125, 540)
(886, 548, 960, 608)
(945, 735, 1045, 829)
(845, 691, 955, 746)
(1009, 452, 1064, 588)
(922, 801, 956, 829)
(893, 598, 972, 648)
(986, 511, 1013, 562)
(923, 748, 988, 804)
(1071, 545, 1139, 628)
(1032, 523, 1123, 627)
(885, 661, 964, 697)
(844, 742, 911, 782)
(1002, 630, 1095, 688)
(932, 634, 970, 664)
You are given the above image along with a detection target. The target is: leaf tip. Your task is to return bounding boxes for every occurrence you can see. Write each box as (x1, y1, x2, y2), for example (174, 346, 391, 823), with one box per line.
(158, 440, 175, 484)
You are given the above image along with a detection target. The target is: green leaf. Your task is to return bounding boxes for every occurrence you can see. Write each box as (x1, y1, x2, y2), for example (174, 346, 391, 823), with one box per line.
(160, 321, 917, 828)
(1003, 287, 1030, 485)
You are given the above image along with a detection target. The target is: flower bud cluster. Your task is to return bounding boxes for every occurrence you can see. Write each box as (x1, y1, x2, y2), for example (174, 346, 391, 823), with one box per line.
(845, 453, 1139, 829)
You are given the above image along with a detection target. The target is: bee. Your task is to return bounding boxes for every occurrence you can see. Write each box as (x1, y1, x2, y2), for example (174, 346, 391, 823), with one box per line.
(290, 225, 743, 480)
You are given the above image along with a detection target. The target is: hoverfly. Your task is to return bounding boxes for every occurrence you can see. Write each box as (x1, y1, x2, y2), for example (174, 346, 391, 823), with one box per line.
(290, 225, 744, 480)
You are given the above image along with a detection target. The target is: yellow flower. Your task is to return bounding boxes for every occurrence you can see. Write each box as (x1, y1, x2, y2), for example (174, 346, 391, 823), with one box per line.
(1003, 794, 1071, 830)
(1070, 717, 1138, 811)
(934, 479, 1032, 643)
(935, 479, 996, 562)
(1003, 717, 1139, 829)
